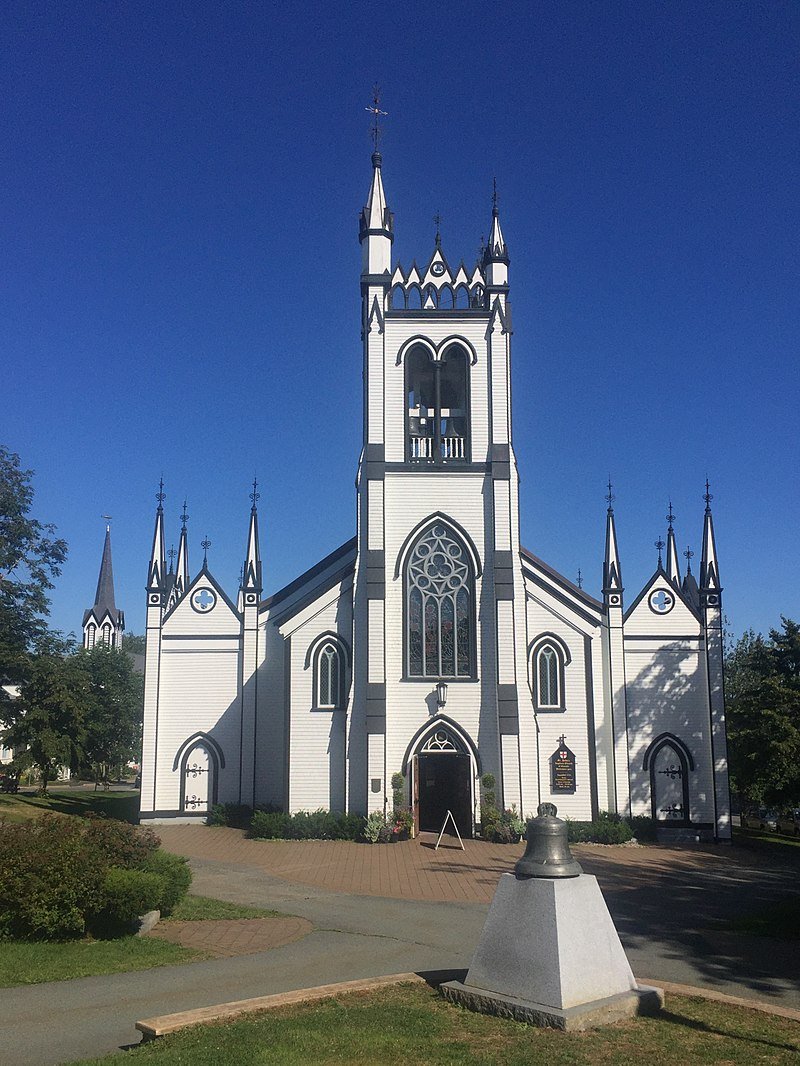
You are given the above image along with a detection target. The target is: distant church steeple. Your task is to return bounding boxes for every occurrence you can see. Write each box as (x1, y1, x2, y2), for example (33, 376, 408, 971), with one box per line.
(83, 521, 125, 649)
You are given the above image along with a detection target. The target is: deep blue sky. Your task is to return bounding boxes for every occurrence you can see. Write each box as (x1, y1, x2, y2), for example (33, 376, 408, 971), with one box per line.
(3, 1, 797, 642)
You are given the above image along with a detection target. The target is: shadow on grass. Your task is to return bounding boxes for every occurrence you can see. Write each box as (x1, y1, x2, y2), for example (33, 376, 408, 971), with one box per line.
(3, 790, 139, 824)
(659, 1007, 800, 1054)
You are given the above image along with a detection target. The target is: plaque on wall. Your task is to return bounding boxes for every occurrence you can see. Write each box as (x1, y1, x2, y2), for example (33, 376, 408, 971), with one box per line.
(550, 735, 576, 795)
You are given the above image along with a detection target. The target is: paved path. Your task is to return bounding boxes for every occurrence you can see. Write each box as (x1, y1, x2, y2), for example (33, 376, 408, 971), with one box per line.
(1, 829, 798, 1066)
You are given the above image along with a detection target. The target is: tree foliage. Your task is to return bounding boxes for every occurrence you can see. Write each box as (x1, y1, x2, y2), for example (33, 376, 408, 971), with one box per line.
(121, 632, 146, 655)
(77, 644, 143, 782)
(0, 446, 68, 687)
(726, 618, 800, 807)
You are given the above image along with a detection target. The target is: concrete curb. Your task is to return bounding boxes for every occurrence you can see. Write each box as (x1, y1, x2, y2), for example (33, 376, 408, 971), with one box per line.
(639, 978, 800, 1023)
(136, 972, 426, 1039)
(137, 969, 800, 1042)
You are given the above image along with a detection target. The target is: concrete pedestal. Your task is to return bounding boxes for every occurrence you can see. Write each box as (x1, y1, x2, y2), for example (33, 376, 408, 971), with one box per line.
(441, 873, 663, 1030)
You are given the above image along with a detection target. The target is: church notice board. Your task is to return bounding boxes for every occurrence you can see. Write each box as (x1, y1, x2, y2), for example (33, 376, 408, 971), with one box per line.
(550, 737, 576, 794)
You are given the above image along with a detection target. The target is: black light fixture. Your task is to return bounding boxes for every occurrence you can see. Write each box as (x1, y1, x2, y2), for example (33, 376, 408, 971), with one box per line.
(436, 680, 448, 710)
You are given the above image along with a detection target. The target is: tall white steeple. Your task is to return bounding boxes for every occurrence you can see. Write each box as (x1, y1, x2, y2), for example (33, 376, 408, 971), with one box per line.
(175, 500, 190, 599)
(602, 482, 623, 602)
(147, 480, 167, 594)
(359, 89, 393, 277)
(700, 480, 721, 599)
(242, 479, 263, 595)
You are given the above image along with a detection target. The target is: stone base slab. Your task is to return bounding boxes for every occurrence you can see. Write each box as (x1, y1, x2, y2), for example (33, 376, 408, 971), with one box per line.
(440, 980, 664, 1032)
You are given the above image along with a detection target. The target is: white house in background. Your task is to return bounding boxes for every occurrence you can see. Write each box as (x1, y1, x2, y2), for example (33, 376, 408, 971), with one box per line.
(139, 150, 731, 842)
(83, 525, 124, 649)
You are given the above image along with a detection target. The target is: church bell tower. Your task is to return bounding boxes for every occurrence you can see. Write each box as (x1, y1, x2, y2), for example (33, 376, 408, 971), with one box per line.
(349, 143, 535, 825)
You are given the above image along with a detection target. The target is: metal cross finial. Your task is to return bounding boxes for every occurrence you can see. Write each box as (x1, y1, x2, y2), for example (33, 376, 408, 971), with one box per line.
(365, 83, 387, 152)
(576, 568, 583, 590)
(250, 477, 260, 507)
(666, 500, 675, 529)
(703, 478, 713, 510)
(167, 545, 176, 569)
(201, 536, 212, 566)
(181, 499, 189, 527)
(558, 734, 567, 748)
(433, 212, 442, 249)
(156, 478, 166, 507)
(492, 177, 499, 214)
(655, 537, 665, 566)
(683, 546, 694, 573)
(605, 477, 615, 511)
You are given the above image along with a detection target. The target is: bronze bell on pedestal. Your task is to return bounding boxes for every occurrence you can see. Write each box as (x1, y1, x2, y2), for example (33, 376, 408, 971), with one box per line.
(514, 803, 583, 879)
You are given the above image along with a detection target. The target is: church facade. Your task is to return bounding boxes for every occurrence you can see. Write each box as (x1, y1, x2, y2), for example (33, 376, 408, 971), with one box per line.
(139, 152, 731, 842)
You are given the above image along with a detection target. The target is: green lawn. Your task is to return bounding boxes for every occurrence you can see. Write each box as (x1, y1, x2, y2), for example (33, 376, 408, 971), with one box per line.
(68, 982, 800, 1065)
(165, 894, 280, 922)
(0, 788, 139, 824)
(0, 895, 281, 987)
(0, 936, 202, 988)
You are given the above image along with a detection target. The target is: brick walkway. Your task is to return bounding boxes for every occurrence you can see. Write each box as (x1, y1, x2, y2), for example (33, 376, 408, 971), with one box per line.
(150, 915, 313, 957)
(154, 825, 739, 904)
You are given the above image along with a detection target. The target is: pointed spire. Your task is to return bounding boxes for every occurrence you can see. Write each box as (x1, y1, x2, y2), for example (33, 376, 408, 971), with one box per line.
(147, 480, 166, 591)
(482, 177, 509, 266)
(682, 546, 700, 610)
(359, 87, 393, 273)
(93, 525, 118, 615)
(665, 500, 681, 585)
(700, 480, 721, 594)
(242, 479, 263, 594)
(174, 500, 190, 599)
(603, 479, 623, 598)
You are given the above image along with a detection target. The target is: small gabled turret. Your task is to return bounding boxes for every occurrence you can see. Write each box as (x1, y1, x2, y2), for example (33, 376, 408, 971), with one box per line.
(147, 480, 167, 593)
(241, 480, 263, 596)
(700, 481, 722, 604)
(665, 501, 681, 587)
(602, 481, 623, 605)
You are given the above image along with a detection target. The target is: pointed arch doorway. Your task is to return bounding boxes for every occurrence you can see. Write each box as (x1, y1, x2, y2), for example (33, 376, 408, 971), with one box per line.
(411, 725, 473, 838)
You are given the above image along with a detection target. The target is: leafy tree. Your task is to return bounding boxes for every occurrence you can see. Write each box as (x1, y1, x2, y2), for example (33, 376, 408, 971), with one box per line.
(0, 446, 68, 691)
(3, 653, 88, 792)
(77, 644, 143, 784)
(726, 619, 800, 808)
(121, 632, 146, 655)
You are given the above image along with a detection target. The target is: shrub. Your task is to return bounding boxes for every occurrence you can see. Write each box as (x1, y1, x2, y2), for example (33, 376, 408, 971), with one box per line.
(363, 811, 388, 844)
(629, 815, 658, 842)
(98, 868, 165, 928)
(208, 803, 253, 829)
(565, 811, 634, 845)
(249, 810, 291, 839)
(140, 850, 192, 915)
(482, 806, 526, 844)
(391, 772, 405, 811)
(0, 816, 105, 940)
(82, 814, 160, 868)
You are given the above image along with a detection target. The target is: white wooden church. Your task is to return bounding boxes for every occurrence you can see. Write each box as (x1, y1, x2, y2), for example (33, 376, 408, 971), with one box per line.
(139, 150, 731, 842)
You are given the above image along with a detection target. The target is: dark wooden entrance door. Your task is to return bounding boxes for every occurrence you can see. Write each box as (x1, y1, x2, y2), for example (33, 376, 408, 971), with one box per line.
(417, 752, 472, 837)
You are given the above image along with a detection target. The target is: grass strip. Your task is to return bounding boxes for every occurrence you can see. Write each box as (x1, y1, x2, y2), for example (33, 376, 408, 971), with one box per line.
(0, 936, 204, 988)
(165, 894, 282, 922)
(70, 982, 800, 1065)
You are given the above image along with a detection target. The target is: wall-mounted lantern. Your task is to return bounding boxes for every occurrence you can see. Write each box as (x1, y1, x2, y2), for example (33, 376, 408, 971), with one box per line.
(436, 680, 448, 710)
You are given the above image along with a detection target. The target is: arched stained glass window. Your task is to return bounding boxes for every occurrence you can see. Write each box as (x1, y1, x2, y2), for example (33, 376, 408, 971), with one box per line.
(406, 523, 474, 678)
(317, 642, 340, 708)
(537, 645, 559, 707)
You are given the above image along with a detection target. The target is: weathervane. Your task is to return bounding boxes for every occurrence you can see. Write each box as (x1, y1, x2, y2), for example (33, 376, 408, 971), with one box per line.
(655, 537, 665, 567)
(101, 513, 112, 531)
(703, 478, 713, 511)
(201, 536, 212, 566)
(605, 477, 615, 512)
(683, 546, 694, 573)
(365, 83, 387, 151)
(666, 500, 675, 530)
(250, 477, 260, 507)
